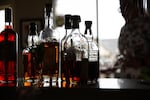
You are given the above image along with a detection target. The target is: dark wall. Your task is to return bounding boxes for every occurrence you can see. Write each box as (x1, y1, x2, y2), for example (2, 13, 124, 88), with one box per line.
(0, 0, 51, 78)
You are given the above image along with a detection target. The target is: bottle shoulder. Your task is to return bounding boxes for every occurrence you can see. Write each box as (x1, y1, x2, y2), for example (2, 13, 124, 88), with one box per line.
(0, 28, 16, 35)
(39, 27, 60, 42)
(0, 28, 17, 42)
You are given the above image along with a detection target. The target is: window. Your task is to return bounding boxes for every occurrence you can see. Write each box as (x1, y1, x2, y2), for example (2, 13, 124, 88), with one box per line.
(0, 9, 5, 32)
(98, 0, 125, 78)
(55, 0, 98, 40)
(55, 0, 125, 78)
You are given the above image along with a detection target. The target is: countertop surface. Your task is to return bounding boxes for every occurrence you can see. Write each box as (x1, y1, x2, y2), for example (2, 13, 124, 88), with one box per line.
(16, 78, 150, 89)
(1, 78, 150, 99)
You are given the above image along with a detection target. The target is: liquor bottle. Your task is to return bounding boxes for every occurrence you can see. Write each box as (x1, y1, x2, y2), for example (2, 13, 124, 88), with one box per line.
(84, 21, 99, 83)
(64, 15, 89, 84)
(0, 7, 18, 86)
(39, 3, 60, 83)
(22, 22, 41, 86)
(61, 14, 72, 82)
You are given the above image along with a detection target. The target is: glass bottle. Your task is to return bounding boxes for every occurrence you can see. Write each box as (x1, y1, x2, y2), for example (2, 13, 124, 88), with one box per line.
(39, 3, 60, 83)
(84, 21, 99, 83)
(0, 7, 18, 86)
(22, 22, 41, 86)
(61, 14, 72, 82)
(64, 15, 89, 84)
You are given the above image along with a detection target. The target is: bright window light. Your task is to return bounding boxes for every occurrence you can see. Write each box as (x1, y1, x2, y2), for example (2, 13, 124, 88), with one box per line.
(0, 9, 5, 32)
(98, 0, 125, 39)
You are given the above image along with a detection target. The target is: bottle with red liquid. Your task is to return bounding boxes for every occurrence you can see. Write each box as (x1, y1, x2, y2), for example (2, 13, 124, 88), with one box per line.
(0, 7, 18, 86)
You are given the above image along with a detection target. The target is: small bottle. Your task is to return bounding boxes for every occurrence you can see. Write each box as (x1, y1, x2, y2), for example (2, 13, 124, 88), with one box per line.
(61, 14, 72, 82)
(0, 7, 18, 86)
(64, 15, 89, 84)
(39, 3, 60, 83)
(22, 22, 41, 86)
(84, 21, 99, 83)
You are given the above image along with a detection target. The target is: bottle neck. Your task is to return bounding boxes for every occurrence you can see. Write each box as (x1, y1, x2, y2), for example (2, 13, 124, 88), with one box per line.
(85, 28, 92, 35)
(44, 15, 53, 29)
(64, 26, 71, 37)
(5, 21, 13, 29)
(84, 28, 93, 41)
(64, 22, 71, 39)
(70, 27, 81, 36)
(44, 8, 55, 29)
(84, 21, 93, 40)
(70, 20, 81, 36)
(27, 35, 39, 47)
(28, 30, 39, 47)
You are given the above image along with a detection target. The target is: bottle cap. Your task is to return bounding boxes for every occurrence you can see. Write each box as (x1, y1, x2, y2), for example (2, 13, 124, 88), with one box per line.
(29, 22, 37, 35)
(71, 15, 81, 28)
(71, 15, 81, 22)
(45, 3, 52, 17)
(85, 21, 92, 29)
(65, 14, 72, 29)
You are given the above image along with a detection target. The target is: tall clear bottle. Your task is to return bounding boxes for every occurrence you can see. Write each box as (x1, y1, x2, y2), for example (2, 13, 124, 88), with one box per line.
(61, 14, 72, 82)
(84, 21, 99, 83)
(0, 7, 18, 86)
(64, 15, 89, 84)
(39, 3, 60, 83)
(22, 22, 41, 86)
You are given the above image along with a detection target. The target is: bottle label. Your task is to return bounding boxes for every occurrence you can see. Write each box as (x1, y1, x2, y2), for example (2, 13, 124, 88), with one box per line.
(89, 50, 98, 61)
(76, 50, 82, 61)
(42, 42, 59, 75)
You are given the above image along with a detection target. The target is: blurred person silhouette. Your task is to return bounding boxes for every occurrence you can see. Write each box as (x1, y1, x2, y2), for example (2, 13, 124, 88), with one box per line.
(114, 0, 150, 80)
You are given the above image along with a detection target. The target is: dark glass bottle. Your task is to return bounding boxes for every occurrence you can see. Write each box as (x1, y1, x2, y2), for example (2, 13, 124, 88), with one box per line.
(0, 8, 18, 86)
(84, 21, 99, 83)
(22, 22, 41, 86)
(39, 3, 60, 83)
(61, 14, 72, 82)
(64, 15, 89, 84)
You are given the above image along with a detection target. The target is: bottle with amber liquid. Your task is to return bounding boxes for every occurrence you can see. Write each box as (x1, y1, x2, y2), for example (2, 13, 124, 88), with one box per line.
(84, 21, 99, 83)
(64, 15, 89, 84)
(22, 22, 42, 86)
(61, 14, 72, 82)
(0, 8, 18, 86)
(39, 3, 60, 83)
